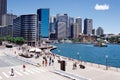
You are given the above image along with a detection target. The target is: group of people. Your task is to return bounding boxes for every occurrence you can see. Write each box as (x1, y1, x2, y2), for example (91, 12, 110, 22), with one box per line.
(42, 55, 54, 67)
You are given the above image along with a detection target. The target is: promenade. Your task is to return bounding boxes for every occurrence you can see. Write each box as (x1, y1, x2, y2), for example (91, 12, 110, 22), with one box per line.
(0, 45, 120, 80)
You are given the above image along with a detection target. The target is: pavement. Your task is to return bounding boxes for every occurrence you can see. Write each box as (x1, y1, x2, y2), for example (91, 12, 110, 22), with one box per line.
(0, 45, 120, 80)
(0, 46, 70, 80)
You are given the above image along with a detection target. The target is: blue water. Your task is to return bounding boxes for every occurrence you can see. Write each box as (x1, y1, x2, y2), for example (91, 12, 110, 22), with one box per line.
(51, 43, 120, 68)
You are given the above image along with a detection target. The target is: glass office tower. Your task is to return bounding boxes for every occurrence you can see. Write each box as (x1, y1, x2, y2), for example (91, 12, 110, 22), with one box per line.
(37, 8, 50, 38)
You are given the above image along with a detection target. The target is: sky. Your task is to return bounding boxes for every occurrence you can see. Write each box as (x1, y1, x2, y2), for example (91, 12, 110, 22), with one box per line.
(7, 0, 120, 34)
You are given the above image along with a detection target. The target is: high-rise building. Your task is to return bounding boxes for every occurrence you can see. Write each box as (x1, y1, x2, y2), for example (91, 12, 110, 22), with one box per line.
(0, 25, 13, 37)
(0, 0, 7, 26)
(49, 16, 57, 40)
(13, 17, 21, 37)
(69, 17, 74, 38)
(50, 16, 56, 33)
(13, 14, 37, 46)
(96, 27, 104, 36)
(37, 8, 50, 38)
(92, 29, 96, 35)
(56, 14, 68, 39)
(6, 13, 17, 25)
(84, 18, 93, 35)
(73, 23, 80, 38)
(76, 17, 82, 34)
(57, 22, 66, 39)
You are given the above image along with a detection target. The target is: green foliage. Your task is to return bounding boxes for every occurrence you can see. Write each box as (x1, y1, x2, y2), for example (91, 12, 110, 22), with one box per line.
(72, 39, 80, 43)
(109, 36, 120, 43)
(14, 37, 25, 44)
(0, 36, 25, 45)
(99, 39, 104, 43)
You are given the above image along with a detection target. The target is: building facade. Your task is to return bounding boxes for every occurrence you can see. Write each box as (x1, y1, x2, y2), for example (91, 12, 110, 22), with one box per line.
(57, 22, 66, 40)
(50, 16, 56, 33)
(0, 25, 13, 37)
(0, 0, 7, 26)
(69, 17, 74, 38)
(92, 29, 96, 35)
(49, 16, 57, 40)
(56, 14, 68, 39)
(13, 14, 37, 46)
(37, 8, 50, 38)
(75, 17, 82, 34)
(84, 18, 93, 35)
(73, 23, 80, 38)
(6, 13, 17, 25)
(96, 27, 104, 36)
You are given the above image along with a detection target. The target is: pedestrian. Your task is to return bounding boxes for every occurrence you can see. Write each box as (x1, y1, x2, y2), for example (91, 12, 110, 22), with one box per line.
(10, 67, 14, 76)
(23, 64, 26, 71)
(52, 59, 54, 65)
(45, 59, 48, 66)
(14, 51, 16, 54)
(42, 60, 45, 67)
(49, 60, 51, 66)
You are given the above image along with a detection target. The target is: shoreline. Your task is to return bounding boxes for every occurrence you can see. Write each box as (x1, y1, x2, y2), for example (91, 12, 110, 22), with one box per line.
(1, 45, 120, 80)
(50, 44, 120, 72)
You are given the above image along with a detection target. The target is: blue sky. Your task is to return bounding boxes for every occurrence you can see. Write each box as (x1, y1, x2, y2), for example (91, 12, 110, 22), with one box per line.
(8, 0, 120, 34)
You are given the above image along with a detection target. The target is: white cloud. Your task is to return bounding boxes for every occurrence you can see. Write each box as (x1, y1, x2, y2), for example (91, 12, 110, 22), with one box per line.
(94, 4, 109, 10)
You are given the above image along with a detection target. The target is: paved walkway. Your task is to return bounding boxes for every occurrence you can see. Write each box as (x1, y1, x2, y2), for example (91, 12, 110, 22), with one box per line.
(1, 46, 120, 80)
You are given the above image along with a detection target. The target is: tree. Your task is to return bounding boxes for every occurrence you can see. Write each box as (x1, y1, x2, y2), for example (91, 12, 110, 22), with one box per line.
(14, 37, 25, 45)
(2, 36, 25, 45)
(109, 36, 120, 43)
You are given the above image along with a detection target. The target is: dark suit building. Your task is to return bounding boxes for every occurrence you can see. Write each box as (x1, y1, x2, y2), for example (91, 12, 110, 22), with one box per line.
(0, 0, 7, 26)
(84, 18, 93, 35)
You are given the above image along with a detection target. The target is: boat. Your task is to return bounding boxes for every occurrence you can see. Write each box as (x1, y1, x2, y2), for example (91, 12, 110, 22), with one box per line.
(94, 42, 107, 47)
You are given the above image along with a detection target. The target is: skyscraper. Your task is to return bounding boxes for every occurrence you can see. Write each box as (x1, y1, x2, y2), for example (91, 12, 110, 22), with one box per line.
(0, 0, 7, 26)
(69, 17, 74, 38)
(75, 17, 82, 34)
(13, 14, 37, 46)
(92, 29, 96, 35)
(56, 14, 68, 39)
(96, 27, 104, 36)
(49, 16, 57, 40)
(6, 13, 17, 25)
(50, 16, 56, 33)
(84, 18, 93, 35)
(37, 8, 50, 38)
(73, 23, 80, 38)
(57, 22, 66, 39)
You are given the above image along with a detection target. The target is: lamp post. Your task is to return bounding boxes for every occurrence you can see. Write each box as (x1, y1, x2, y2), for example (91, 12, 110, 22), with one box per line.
(105, 55, 108, 70)
(58, 50, 60, 55)
(77, 52, 80, 60)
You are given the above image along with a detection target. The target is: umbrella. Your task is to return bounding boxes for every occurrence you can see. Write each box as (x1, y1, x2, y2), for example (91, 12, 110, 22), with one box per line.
(35, 48, 42, 52)
(29, 48, 42, 52)
(29, 48, 36, 52)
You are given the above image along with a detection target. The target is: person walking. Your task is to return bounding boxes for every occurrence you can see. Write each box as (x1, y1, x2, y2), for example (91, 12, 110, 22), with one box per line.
(42, 60, 45, 67)
(10, 67, 14, 76)
(45, 59, 48, 66)
(23, 64, 26, 71)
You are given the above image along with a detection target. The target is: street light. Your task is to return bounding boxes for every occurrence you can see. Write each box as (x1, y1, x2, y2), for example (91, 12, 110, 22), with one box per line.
(105, 55, 108, 70)
(58, 50, 60, 55)
(77, 52, 80, 60)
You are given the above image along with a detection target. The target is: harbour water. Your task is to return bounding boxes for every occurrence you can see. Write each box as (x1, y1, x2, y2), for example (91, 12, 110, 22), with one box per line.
(51, 43, 120, 68)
